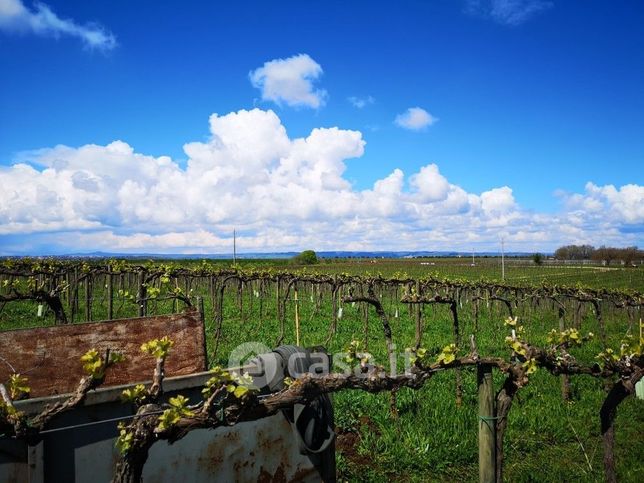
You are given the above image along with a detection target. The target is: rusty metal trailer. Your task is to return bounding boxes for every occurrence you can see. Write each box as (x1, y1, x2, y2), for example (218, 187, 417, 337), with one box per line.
(1, 370, 335, 482)
(0, 311, 335, 482)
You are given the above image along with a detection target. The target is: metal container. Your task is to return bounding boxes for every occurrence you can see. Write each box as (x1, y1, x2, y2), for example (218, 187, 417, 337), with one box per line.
(1, 370, 335, 482)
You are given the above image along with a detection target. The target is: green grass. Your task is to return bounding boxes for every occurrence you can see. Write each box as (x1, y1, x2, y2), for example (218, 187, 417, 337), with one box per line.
(315, 257, 644, 291)
(0, 258, 642, 481)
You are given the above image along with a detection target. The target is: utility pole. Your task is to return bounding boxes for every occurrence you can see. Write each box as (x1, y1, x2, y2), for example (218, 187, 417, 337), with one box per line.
(501, 237, 505, 281)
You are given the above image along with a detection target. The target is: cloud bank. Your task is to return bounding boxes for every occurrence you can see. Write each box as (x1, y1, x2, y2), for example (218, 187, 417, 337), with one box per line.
(0, 0, 116, 50)
(0, 108, 641, 254)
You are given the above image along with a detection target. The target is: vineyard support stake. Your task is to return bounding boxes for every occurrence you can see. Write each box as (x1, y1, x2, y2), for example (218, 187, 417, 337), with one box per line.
(478, 363, 496, 483)
(294, 286, 300, 346)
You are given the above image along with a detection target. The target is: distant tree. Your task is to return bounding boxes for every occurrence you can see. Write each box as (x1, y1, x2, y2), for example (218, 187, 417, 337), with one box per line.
(617, 246, 642, 267)
(554, 247, 566, 260)
(554, 246, 569, 260)
(554, 244, 595, 260)
(554, 244, 643, 266)
(578, 244, 596, 259)
(592, 246, 618, 266)
(292, 250, 318, 265)
(532, 253, 544, 266)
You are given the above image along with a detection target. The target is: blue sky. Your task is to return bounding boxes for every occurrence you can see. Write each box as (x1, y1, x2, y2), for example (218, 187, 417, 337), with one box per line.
(0, 0, 643, 254)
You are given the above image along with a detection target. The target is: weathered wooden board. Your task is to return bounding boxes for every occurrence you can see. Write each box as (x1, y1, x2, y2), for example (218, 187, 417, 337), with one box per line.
(0, 309, 207, 397)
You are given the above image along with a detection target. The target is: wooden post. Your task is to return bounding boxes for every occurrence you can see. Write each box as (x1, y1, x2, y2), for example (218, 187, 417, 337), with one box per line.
(197, 295, 205, 323)
(107, 267, 113, 320)
(197, 296, 208, 364)
(474, 296, 480, 332)
(248, 279, 254, 314)
(363, 301, 369, 351)
(452, 300, 463, 406)
(173, 277, 178, 313)
(593, 300, 606, 347)
(331, 282, 338, 333)
(235, 279, 242, 312)
(414, 280, 422, 349)
(84, 277, 91, 322)
(138, 270, 147, 317)
(558, 303, 571, 400)
(478, 363, 496, 483)
(65, 272, 71, 311)
(276, 278, 281, 320)
(71, 270, 78, 323)
(294, 285, 300, 346)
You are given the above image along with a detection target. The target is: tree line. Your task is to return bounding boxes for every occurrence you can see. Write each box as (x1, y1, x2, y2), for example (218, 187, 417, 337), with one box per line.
(554, 245, 642, 266)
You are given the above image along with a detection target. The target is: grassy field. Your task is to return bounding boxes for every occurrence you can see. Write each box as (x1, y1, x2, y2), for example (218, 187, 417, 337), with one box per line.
(208, 264, 642, 482)
(1, 257, 642, 481)
(315, 256, 644, 291)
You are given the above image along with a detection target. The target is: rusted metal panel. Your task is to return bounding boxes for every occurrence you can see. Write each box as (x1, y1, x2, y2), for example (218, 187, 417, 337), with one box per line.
(0, 309, 207, 397)
(143, 414, 323, 483)
(2, 373, 332, 482)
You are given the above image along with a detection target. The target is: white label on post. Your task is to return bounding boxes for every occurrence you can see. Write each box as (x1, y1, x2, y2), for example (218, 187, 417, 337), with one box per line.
(37, 304, 44, 317)
(636, 379, 644, 400)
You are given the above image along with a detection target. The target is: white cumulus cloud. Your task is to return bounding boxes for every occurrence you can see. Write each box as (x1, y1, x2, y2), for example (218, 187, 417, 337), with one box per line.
(561, 182, 644, 225)
(0, 108, 641, 254)
(0, 0, 116, 50)
(395, 107, 438, 131)
(249, 54, 327, 108)
(480, 186, 516, 214)
(409, 164, 450, 202)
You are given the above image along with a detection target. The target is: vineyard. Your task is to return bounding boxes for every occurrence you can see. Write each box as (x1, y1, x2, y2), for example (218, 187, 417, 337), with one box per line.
(314, 257, 644, 292)
(0, 258, 643, 482)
